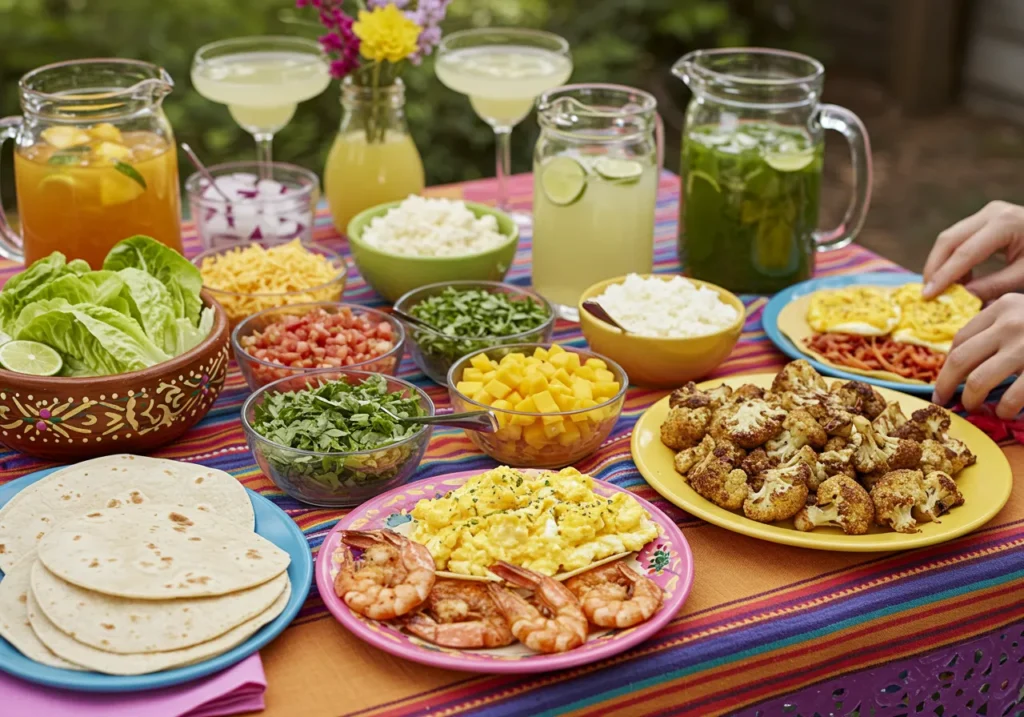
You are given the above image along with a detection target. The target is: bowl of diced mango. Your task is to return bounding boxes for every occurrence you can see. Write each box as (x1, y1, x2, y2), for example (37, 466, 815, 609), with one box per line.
(446, 343, 628, 468)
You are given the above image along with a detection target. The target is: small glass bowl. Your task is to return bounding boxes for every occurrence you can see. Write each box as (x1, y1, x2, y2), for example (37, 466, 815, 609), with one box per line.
(394, 280, 555, 385)
(231, 302, 406, 391)
(446, 343, 628, 469)
(193, 240, 348, 326)
(242, 368, 434, 507)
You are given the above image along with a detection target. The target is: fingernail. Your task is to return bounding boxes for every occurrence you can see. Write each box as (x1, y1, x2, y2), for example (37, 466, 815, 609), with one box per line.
(923, 282, 935, 297)
(931, 390, 944, 405)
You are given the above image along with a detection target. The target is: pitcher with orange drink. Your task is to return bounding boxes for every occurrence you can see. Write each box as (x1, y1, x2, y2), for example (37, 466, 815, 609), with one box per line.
(0, 59, 183, 268)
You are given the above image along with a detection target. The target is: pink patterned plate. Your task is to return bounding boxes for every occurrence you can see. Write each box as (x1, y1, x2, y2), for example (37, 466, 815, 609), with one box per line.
(315, 469, 694, 674)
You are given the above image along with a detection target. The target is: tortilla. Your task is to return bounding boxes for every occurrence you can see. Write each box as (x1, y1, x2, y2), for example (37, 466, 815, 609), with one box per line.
(0, 554, 84, 670)
(0, 454, 254, 572)
(31, 560, 288, 654)
(37, 504, 290, 599)
(26, 583, 290, 675)
(777, 293, 931, 386)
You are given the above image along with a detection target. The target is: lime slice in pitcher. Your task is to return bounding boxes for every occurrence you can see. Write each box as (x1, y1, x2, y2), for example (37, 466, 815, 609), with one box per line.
(0, 341, 63, 376)
(541, 157, 587, 206)
(594, 157, 644, 183)
(765, 150, 815, 172)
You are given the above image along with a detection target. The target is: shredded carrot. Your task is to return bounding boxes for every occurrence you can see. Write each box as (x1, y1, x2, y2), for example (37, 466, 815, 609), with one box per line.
(804, 333, 944, 383)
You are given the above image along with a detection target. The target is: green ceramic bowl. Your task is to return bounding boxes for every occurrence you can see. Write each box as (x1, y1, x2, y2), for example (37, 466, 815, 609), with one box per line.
(346, 200, 520, 302)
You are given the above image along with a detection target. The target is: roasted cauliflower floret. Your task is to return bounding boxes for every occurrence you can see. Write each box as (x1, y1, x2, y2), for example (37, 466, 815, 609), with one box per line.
(914, 470, 964, 523)
(674, 435, 716, 477)
(818, 436, 857, 480)
(709, 398, 786, 449)
(669, 382, 712, 410)
(782, 445, 829, 493)
(726, 384, 767, 405)
(705, 385, 734, 411)
(661, 405, 711, 451)
(858, 470, 888, 491)
(794, 475, 875, 535)
(741, 447, 776, 479)
(771, 359, 828, 396)
(742, 463, 810, 523)
(712, 438, 747, 467)
(764, 409, 827, 463)
(901, 405, 952, 441)
(870, 469, 927, 534)
(832, 381, 886, 420)
(689, 454, 749, 510)
(850, 416, 923, 474)
(919, 439, 954, 475)
(872, 403, 909, 438)
(943, 436, 976, 475)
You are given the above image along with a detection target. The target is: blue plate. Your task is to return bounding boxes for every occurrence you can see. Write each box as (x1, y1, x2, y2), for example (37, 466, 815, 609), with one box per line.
(0, 466, 312, 693)
(763, 271, 979, 397)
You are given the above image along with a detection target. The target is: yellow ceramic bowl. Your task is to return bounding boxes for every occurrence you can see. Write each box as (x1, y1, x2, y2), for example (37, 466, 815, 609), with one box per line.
(578, 274, 745, 389)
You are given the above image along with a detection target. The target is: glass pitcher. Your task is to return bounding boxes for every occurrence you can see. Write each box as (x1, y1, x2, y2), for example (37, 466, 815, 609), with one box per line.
(532, 83, 664, 320)
(0, 59, 182, 269)
(673, 48, 871, 294)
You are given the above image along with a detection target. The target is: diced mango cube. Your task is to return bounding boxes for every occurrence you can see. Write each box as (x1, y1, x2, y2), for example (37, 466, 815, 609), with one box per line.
(457, 381, 483, 395)
(491, 399, 513, 427)
(532, 390, 559, 414)
(543, 420, 566, 438)
(498, 424, 522, 440)
(593, 381, 619, 399)
(484, 379, 512, 400)
(564, 352, 582, 371)
(558, 420, 582, 446)
(524, 423, 548, 448)
(547, 344, 566, 356)
(506, 391, 524, 406)
(555, 393, 578, 411)
(595, 368, 615, 383)
(585, 358, 608, 370)
(548, 383, 569, 397)
(511, 412, 537, 427)
(578, 421, 595, 440)
(538, 362, 556, 378)
(549, 351, 570, 369)
(572, 379, 593, 401)
(481, 370, 497, 382)
(471, 390, 493, 405)
(514, 396, 537, 413)
(524, 372, 548, 394)
(88, 122, 123, 143)
(495, 366, 524, 387)
(41, 126, 90, 149)
(470, 353, 493, 371)
(572, 398, 596, 423)
(574, 366, 597, 381)
(525, 356, 541, 366)
(542, 413, 565, 426)
(499, 353, 525, 367)
(533, 347, 549, 360)
(552, 368, 573, 387)
(463, 368, 485, 382)
(94, 141, 132, 161)
(585, 405, 606, 422)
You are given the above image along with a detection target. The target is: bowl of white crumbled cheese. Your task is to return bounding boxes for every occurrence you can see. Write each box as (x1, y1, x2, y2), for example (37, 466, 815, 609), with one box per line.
(578, 273, 746, 388)
(346, 195, 519, 301)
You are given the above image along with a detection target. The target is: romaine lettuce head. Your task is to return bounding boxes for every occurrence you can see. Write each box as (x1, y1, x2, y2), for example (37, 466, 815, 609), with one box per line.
(103, 236, 204, 323)
(0, 253, 90, 332)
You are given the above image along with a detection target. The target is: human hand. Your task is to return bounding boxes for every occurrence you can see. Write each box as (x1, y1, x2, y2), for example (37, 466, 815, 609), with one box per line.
(922, 200, 1024, 300)
(933, 294, 1024, 418)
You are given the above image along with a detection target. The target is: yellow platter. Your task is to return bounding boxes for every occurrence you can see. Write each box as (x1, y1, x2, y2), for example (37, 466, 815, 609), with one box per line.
(631, 373, 1013, 551)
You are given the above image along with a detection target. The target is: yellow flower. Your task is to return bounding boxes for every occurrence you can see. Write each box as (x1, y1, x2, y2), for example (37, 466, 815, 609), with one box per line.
(353, 5, 422, 64)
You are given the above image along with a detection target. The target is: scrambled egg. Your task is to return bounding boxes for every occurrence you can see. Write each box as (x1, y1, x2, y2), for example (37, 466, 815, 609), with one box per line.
(890, 283, 981, 352)
(409, 466, 660, 578)
(807, 287, 900, 336)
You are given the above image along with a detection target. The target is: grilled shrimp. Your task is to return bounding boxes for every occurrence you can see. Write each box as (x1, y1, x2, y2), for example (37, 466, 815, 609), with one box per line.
(564, 561, 663, 628)
(404, 579, 516, 649)
(334, 529, 435, 620)
(486, 561, 588, 653)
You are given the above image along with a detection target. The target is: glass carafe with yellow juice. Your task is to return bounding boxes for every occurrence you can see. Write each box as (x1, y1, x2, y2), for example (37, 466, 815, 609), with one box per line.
(532, 84, 663, 320)
(324, 77, 425, 234)
(0, 59, 182, 268)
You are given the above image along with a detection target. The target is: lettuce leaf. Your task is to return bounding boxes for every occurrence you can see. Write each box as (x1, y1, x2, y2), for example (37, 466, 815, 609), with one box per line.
(102, 236, 203, 323)
(115, 267, 178, 353)
(0, 254, 90, 332)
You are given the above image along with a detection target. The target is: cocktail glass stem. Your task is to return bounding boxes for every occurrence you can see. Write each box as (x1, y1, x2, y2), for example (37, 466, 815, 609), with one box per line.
(254, 132, 274, 179)
(494, 125, 512, 212)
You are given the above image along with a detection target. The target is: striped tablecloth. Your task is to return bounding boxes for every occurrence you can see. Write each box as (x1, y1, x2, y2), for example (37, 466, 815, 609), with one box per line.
(1, 172, 1022, 716)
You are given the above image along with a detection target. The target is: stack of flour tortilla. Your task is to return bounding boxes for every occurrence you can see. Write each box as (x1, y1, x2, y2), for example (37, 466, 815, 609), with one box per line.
(0, 454, 292, 675)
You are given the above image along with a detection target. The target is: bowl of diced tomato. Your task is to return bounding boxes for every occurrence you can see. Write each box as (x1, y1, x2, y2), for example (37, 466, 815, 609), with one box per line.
(231, 302, 406, 390)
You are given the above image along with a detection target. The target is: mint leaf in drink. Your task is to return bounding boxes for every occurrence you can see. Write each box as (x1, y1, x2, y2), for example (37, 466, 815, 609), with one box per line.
(113, 160, 147, 190)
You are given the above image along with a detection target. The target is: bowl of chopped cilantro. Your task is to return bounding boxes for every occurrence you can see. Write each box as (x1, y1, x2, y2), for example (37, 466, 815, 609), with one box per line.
(394, 281, 555, 384)
(241, 369, 434, 506)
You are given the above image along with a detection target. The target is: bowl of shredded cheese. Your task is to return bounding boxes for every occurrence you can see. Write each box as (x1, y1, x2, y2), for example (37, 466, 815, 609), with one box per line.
(193, 239, 349, 325)
(347, 196, 519, 302)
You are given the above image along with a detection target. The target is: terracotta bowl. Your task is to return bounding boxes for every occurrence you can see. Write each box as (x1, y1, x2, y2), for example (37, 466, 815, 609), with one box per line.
(0, 291, 230, 461)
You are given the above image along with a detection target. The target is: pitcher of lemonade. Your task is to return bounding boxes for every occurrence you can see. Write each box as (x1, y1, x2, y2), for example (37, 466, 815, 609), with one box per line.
(674, 48, 872, 294)
(532, 83, 663, 320)
(0, 59, 183, 268)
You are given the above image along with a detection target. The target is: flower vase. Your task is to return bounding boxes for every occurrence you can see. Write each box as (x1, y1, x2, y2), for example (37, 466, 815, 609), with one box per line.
(325, 77, 425, 234)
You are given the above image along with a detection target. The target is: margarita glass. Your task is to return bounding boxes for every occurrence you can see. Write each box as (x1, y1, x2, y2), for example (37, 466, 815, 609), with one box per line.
(436, 28, 572, 222)
(191, 36, 330, 170)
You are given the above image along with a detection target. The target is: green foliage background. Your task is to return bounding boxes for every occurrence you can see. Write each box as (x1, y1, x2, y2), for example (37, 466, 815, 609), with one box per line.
(0, 0, 820, 212)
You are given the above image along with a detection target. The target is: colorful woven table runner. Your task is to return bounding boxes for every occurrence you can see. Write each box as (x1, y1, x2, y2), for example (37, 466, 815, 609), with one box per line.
(0, 173, 1021, 717)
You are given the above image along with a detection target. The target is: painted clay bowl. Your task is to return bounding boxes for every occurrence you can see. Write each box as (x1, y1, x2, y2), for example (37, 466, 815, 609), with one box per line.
(0, 291, 229, 461)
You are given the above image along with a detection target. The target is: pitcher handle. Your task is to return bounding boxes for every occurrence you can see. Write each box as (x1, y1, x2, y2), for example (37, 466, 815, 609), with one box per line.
(0, 116, 25, 263)
(655, 112, 665, 176)
(815, 104, 872, 252)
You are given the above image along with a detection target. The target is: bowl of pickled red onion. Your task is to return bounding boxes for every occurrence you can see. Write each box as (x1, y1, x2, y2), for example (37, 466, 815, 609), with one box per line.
(231, 302, 406, 390)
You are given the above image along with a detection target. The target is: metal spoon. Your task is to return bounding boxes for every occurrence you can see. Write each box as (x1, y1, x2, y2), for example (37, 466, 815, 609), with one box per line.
(378, 406, 498, 433)
(180, 143, 233, 203)
(581, 300, 630, 334)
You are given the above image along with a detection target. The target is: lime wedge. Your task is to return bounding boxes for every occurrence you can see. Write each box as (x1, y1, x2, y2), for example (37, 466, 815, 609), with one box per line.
(0, 341, 62, 376)
(541, 157, 587, 206)
(594, 157, 644, 183)
(764, 150, 814, 172)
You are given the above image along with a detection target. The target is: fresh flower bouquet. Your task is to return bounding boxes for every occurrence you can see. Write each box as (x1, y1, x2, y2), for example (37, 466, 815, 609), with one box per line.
(298, 0, 451, 141)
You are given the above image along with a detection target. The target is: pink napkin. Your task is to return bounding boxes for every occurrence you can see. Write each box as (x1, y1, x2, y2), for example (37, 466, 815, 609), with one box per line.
(0, 653, 266, 717)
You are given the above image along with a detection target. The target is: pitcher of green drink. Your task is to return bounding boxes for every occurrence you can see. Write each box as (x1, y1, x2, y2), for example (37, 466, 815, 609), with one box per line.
(673, 48, 871, 294)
